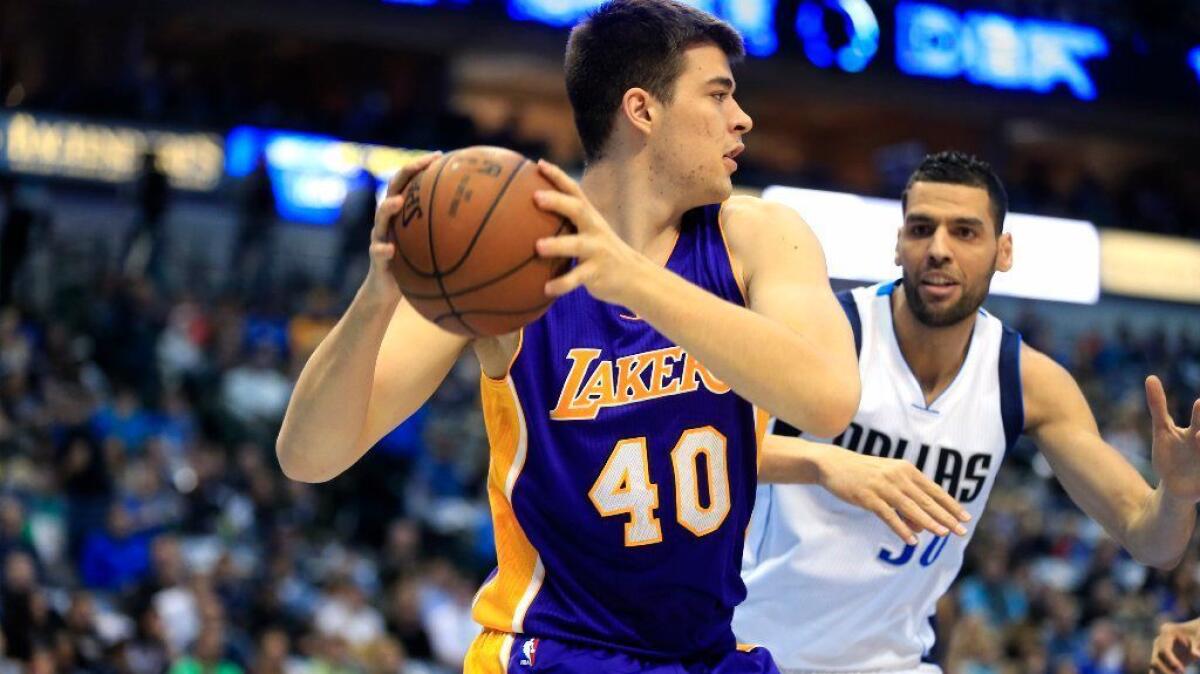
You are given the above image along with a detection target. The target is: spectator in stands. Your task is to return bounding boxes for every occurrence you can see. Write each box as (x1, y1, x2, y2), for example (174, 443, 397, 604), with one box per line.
(0, 176, 37, 307)
(124, 151, 171, 285)
(232, 156, 277, 300)
(169, 623, 241, 674)
(79, 502, 157, 592)
(332, 169, 378, 296)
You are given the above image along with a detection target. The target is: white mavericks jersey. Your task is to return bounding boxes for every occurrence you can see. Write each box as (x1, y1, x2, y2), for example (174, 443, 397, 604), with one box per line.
(734, 281, 1023, 673)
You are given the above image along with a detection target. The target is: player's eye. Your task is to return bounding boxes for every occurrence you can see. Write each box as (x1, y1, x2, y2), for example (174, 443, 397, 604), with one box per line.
(910, 224, 932, 236)
(957, 227, 977, 240)
(712, 92, 728, 102)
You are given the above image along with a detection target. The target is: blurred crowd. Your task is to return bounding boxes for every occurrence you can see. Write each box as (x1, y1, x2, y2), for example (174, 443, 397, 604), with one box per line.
(0, 161, 1197, 674)
(0, 173, 496, 672)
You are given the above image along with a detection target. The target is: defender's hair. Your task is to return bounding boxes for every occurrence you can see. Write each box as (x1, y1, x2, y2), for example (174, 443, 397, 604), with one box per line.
(902, 151, 1009, 234)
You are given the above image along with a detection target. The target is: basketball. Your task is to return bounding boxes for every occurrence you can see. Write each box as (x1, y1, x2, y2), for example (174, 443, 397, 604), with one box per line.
(390, 146, 571, 337)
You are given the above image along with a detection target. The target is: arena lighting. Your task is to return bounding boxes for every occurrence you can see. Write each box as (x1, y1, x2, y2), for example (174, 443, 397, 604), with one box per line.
(895, 2, 1109, 100)
(225, 126, 431, 225)
(508, 0, 779, 56)
(762, 185, 1101, 305)
(1100, 231, 1200, 304)
(0, 112, 224, 191)
(1190, 46, 1200, 83)
(795, 0, 880, 72)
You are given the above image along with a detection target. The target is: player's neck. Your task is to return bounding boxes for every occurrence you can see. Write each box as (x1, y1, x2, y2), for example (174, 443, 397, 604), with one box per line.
(580, 158, 687, 264)
(890, 289, 976, 403)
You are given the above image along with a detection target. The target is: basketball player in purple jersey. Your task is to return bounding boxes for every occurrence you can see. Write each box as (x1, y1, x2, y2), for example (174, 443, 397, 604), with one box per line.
(278, 1, 864, 671)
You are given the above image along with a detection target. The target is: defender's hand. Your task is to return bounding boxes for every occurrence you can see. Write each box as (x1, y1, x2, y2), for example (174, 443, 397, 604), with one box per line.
(1151, 619, 1200, 674)
(817, 450, 971, 545)
(363, 152, 442, 304)
(532, 160, 649, 307)
(1146, 375, 1200, 503)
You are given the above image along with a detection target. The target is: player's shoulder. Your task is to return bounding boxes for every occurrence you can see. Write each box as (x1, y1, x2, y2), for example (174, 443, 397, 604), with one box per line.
(1019, 342, 1068, 386)
(716, 195, 817, 263)
(1018, 341, 1083, 428)
(718, 194, 808, 233)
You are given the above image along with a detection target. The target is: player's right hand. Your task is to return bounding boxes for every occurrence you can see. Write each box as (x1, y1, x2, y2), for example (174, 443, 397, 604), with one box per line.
(817, 450, 970, 545)
(363, 151, 443, 304)
(1151, 619, 1200, 674)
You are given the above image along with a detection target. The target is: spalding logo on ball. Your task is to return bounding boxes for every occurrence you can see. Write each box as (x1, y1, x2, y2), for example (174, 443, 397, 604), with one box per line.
(390, 146, 572, 337)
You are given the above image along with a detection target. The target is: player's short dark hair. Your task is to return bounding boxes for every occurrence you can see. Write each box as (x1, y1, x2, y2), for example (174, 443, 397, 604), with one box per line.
(564, 0, 745, 162)
(902, 151, 1009, 235)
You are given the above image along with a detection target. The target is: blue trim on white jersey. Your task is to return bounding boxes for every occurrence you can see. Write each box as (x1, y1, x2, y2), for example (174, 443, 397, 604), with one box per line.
(999, 327, 1024, 452)
(836, 290, 863, 356)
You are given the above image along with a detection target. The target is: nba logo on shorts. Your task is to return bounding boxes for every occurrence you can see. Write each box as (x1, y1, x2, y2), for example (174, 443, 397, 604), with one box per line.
(519, 638, 539, 667)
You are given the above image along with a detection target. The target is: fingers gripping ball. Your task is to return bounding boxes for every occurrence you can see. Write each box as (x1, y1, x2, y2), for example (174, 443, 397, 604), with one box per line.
(390, 147, 572, 336)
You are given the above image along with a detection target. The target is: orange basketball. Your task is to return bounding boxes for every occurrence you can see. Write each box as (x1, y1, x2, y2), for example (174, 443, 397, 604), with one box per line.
(390, 147, 571, 336)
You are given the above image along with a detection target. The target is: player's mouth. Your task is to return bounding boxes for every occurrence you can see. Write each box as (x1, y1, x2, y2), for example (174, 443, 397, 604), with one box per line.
(723, 144, 744, 172)
(919, 273, 960, 300)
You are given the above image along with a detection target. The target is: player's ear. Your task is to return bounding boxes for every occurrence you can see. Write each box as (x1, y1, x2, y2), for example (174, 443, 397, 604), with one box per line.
(894, 226, 902, 267)
(621, 87, 655, 138)
(995, 231, 1013, 273)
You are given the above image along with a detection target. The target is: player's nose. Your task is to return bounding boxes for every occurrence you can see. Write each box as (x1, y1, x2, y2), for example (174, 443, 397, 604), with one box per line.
(731, 98, 753, 135)
(927, 226, 953, 262)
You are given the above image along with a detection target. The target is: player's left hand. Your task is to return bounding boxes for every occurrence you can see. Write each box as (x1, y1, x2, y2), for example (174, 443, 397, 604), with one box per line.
(1150, 618, 1200, 674)
(1146, 375, 1200, 503)
(532, 160, 649, 306)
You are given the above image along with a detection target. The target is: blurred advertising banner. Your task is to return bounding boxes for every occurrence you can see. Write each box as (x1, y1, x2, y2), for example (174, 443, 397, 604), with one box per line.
(0, 111, 224, 191)
(225, 126, 431, 225)
(763, 184, 1102, 305)
(382, 0, 1200, 108)
(1100, 231, 1200, 304)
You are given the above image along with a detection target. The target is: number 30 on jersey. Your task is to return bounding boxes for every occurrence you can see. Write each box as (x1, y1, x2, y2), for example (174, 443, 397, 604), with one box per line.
(589, 426, 731, 547)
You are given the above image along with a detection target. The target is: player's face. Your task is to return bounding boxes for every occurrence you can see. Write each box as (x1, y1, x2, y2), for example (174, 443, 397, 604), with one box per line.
(895, 182, 1013, 328)
(652, 44, 753, 204)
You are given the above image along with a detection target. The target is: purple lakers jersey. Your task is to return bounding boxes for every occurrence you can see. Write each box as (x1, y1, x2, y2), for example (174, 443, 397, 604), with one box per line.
(472, 204, 766, 659)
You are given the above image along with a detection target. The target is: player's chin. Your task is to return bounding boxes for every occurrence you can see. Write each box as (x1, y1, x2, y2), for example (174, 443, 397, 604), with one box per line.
(708, 174, 735, 202)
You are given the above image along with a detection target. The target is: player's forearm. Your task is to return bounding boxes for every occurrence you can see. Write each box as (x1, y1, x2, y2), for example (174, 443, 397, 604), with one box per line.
(1052, 458, 1190, 569)
(276, 287, 399, 483)
(759, 434, 826, 484)
(1123, 485, 1196, 569)
(624, 263, 859, 437)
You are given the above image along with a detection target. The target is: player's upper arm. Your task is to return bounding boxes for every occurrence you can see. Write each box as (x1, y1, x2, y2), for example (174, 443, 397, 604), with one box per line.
(719, 196, 858, 380)
(1021, 343, 1149, 537)
(356, 298, 471, 454)
(1021, 344, 1099, 445)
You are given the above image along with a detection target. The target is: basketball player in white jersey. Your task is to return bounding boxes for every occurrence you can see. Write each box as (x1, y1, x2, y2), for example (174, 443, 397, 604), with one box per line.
(733, 151, 1200, 674)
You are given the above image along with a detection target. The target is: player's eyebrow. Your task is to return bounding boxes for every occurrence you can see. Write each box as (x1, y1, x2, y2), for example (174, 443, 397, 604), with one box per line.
(951, 217, 985, 228)
(706, 76, 735, 93)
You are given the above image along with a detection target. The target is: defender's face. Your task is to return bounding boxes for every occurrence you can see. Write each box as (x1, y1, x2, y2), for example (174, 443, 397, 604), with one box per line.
(653, 44, 753, 204)
(896, 182, 1012, 328)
